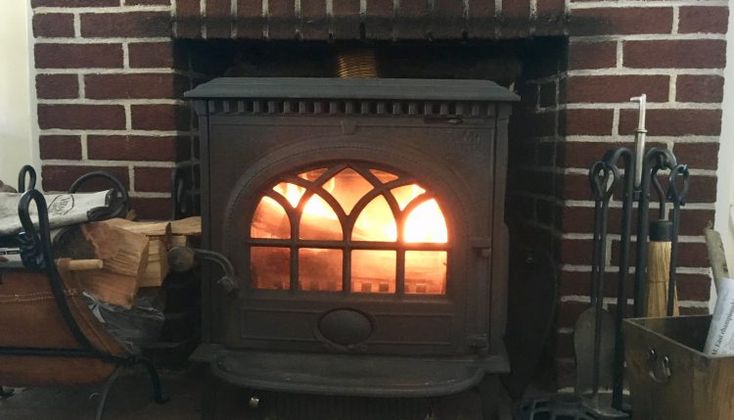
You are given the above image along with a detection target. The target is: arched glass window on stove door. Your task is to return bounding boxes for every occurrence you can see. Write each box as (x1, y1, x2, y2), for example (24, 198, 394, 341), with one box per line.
(248, 163, 449, 295)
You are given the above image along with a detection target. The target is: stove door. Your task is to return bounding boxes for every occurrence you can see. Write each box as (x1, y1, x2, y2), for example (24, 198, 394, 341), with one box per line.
(205, 118, 497, 357)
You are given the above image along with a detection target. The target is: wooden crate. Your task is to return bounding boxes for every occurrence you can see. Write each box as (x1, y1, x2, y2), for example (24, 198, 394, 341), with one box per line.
(623, 316, 734, 420)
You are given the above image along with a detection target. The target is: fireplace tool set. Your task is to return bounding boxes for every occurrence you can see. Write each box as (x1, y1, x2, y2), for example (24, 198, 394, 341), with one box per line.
(582, 95, 689, 418)
(521, 95, 690, 420)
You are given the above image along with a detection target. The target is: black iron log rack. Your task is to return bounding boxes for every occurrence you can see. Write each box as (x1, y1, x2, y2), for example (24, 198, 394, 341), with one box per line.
(0, 165, 168, 420)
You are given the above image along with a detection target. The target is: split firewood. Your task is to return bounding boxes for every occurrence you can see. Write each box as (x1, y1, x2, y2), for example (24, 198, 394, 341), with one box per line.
(171, 217, 202, 236)
(104, 216, 201, 287)
(58, 221, 150, 308)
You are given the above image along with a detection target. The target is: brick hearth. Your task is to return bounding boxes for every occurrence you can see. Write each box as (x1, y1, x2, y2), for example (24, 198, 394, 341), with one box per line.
(31, 0, 728, 387)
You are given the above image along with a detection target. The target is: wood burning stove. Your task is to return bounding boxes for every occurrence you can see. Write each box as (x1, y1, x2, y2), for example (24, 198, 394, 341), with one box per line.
(186, 77, 518, 397)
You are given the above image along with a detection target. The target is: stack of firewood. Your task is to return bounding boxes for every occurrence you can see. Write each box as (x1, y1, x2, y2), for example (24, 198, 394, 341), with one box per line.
(54, 217, 201, 308)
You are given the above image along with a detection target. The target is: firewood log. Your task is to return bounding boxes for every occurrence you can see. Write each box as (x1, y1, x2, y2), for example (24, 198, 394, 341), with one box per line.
(71, 222, 150, 308)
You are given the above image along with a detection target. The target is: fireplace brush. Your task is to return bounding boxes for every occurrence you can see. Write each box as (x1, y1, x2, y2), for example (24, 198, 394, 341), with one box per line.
(577, 94, 690, 417)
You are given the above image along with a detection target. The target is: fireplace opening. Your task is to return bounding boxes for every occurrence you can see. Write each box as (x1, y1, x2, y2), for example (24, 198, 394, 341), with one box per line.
(180, 36, 568, 397)
(248, 162, 448, 295)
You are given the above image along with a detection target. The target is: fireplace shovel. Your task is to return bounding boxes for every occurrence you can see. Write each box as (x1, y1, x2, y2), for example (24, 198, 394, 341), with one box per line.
(573, 160, 616, 410)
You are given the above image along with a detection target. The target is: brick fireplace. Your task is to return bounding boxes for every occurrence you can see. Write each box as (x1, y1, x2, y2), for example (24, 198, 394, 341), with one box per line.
(31, 0, 728, 386)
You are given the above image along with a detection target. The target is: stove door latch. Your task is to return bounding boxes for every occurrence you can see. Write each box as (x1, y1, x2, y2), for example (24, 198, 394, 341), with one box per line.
(470, 237, 492, 258)
(169, 246, 240, 295)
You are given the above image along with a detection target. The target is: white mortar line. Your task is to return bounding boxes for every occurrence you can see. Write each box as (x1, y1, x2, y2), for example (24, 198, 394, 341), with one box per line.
(73, 13, 82, 37)
(612, 107, 620, 136)
(37, 68, 186, 76)
(80, 133, 88, 159)
(669, 74, 677, 102)
(569, 68, 726, 77)
(34, 6, 172, 13)
(77, 74, 85, 98)
(262, 0, 269, 38)
(231, 0, 238, 38)
(35, 37, 171, 44)
(561, 200, 717, 211)
(43, 159, 177, 168)
(200, 0, 207, 39)
(672, 6, 680, 35)
(359, 0, 366, 15)
(495, 0, 502, 14)
(38, 99, 186, 105)
(122, 42, 130, 69)
(171, 0, 178, 37)
(569, 1, 727, 9)
(125, 104, 132, 130)
(560, 232, 707, 243)
(129, 165, 136, 192)
(615, 40, 623, 69)
(556, 166, 717, 177)
(38, 129, 187, 136)
(570, 34, 726, 42)
(563, 102, 722, 110)
(560, 266, 712, 276)
(563, 135, 722, 143)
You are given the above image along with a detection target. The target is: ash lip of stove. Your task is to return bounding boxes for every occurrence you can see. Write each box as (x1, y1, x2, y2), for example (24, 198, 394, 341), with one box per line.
(185, 77, 518, 397)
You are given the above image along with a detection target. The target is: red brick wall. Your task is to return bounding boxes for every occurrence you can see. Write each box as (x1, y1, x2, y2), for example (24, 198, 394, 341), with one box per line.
(32, 0, 191, 219)
(31, 0, 727, 388)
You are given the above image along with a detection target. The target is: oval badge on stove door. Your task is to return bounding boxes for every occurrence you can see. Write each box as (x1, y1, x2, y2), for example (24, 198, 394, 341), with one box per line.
(317, 308, 374, 348)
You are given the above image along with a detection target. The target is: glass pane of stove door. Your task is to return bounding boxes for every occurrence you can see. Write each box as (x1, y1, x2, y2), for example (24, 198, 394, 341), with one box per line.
(299, 194, 342, 240)
(272, 182, 305, 208)
(250, 196, 290, 239)
(299, 248, 343, 292)
(404, 199, 448, 244)
(391, 185, 426, 210)
(326, 168, 374, 215)
(405, 251, 447, 295)
(251, 247, 290, 290)
(248, 164, 450, 296)
(351, 250, 396, 293)
(352, 195, 397, 242)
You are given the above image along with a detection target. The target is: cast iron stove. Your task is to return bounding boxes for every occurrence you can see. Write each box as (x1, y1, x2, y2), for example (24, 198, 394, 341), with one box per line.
(186, 77, 518, 397)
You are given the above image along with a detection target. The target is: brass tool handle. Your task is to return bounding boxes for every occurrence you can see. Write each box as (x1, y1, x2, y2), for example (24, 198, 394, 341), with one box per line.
(646, 221, 679, 317)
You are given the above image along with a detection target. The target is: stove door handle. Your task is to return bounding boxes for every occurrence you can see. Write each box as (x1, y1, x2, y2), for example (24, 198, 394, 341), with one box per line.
(168, 246, 240, 294)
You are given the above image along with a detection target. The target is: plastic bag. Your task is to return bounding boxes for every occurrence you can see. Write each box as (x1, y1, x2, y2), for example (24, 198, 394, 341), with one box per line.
(84, 291, 165, 354)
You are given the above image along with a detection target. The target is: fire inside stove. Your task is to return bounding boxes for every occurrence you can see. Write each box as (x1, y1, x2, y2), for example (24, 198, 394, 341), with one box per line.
(248, 163, 448, 295)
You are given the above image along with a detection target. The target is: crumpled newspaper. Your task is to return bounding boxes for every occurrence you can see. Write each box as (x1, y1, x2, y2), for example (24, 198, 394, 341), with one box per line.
(0, 190, 114, 236)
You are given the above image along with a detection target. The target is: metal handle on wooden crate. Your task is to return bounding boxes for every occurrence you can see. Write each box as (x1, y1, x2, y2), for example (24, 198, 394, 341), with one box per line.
(647, 348, 672, 384)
